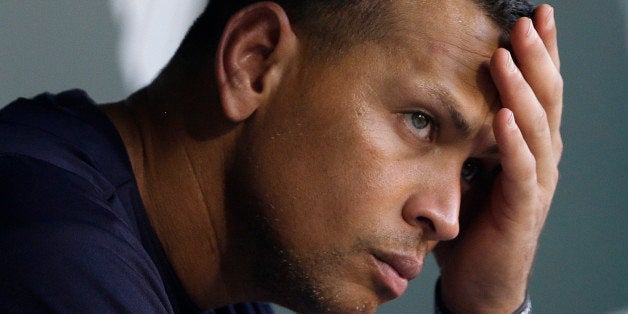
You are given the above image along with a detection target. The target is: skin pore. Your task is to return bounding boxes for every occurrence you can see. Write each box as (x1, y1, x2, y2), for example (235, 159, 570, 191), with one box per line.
(104, 0, 563, 313)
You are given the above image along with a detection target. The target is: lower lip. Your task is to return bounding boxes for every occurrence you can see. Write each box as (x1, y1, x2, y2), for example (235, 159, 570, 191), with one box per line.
(372, 256, 409, 298)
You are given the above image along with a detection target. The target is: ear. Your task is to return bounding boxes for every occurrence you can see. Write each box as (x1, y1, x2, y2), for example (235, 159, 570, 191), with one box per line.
(216, 2, 297, 122)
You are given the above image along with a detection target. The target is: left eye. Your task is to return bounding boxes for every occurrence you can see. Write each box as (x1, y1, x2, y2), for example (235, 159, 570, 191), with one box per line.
(461, 159, 483, 183)
(406, 112, 434, 141)
(411, 112, 430, 129)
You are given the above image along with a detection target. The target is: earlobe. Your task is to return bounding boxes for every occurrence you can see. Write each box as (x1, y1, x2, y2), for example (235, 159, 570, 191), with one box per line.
(216, 2, 297, 122)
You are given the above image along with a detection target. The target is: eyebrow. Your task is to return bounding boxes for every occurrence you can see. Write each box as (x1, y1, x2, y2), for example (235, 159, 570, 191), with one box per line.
(430, 88, 471, 139)
(483, 143, 500, 155)
(431, 87, 500, 156)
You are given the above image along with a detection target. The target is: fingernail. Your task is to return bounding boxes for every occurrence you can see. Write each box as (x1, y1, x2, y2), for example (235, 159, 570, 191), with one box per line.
(506, 51, 517, 72)
(524, 18, 534, 38)
(507, 110, 516, 128)
(545, 6, 555, 30)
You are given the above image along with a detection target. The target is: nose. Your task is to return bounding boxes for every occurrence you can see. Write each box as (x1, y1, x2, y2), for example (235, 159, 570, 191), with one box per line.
(401, 176, 461, 241)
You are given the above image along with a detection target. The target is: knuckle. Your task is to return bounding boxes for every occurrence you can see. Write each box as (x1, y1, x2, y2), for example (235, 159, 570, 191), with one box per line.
(549, 166, 560, 186)
(540, 164, 560, 189)
(527, 110, 550, 141)
(534, 107, 549, 125)
(505, 154, 536, 184)
(523, 155, 538, 179)
(554, 137, 564, 154)
(552, 135, 564, 162)
(553, 74, 564, 94)
(541, 187, 555, 206)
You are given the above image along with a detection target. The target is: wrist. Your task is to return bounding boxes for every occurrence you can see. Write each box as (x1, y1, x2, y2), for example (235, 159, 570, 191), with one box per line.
(435, 277, 531, 314)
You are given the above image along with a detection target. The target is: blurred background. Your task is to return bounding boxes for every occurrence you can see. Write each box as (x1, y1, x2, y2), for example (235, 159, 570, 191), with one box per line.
(1, 0, 625, 313)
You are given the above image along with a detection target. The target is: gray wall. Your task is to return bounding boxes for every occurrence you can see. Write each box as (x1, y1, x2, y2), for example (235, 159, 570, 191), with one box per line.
(1, 1, 625, 313)
(0, 1, 124, 105)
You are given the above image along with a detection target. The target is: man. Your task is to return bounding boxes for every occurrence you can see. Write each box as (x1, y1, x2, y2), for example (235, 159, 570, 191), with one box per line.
(0, 0, 563, 313)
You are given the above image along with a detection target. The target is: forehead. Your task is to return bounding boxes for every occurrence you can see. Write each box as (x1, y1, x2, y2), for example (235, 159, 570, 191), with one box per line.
(390, 0, 500, 42)
(387, 0, 501, 65)
(381, 0, 503, 116)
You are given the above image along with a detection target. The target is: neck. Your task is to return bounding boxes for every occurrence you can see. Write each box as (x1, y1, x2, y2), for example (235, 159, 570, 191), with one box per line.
(102, 79, 243, 309)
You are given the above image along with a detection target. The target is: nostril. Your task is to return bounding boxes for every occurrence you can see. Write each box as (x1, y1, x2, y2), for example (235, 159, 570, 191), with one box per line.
(416, 217, 435, 232)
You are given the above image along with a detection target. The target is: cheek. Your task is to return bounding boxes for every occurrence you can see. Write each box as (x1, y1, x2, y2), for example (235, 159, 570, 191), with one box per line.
(241, 101, 409, 248)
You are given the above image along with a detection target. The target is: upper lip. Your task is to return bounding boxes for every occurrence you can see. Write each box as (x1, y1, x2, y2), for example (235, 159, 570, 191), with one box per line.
(373, 251, 422, 280)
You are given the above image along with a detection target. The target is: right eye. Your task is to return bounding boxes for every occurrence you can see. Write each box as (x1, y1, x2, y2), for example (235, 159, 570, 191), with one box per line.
(406, 112, 435, 141)
(461, 158, 483, 184)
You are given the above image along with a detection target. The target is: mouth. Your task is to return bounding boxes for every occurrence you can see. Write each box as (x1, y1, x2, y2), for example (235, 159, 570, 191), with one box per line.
(371, 252, 423, 298)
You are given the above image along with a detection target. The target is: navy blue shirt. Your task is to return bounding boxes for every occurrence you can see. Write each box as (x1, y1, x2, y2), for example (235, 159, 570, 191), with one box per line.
(0, 90, 273, 314)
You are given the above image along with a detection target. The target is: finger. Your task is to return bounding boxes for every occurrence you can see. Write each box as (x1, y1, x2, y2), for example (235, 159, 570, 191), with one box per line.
(534, 4, 560, 70)
(533, 4, 564, 162)
(490, 49, 557, 186)
(510, 16, 563, 139)
(493, 108, 538, 211)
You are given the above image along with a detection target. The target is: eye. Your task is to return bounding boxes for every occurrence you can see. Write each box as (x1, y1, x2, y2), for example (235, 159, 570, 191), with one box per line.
(461, 158, 483, 183)
(407, 112, 434, 141)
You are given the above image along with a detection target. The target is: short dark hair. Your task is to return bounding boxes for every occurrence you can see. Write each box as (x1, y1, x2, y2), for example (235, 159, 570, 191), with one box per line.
(473, 0, 536, 31)
(176, 0, 535, 62)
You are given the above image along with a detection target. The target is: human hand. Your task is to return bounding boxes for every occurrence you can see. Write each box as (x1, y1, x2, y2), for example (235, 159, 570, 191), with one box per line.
(433, 4, 563, 312)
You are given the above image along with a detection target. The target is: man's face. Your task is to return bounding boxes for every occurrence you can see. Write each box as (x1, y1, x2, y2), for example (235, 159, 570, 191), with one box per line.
(231, 0, 503, 312)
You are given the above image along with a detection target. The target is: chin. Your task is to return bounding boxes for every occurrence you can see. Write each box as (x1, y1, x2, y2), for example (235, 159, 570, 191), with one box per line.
(279, 298, 380, 314)
(273, 278, 391, 314)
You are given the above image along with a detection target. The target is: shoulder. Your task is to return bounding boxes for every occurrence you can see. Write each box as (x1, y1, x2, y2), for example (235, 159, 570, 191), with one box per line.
(0, 90, 138, 230)
(0, 92, 173, 312)
(0, 219, 173, 313)
(0, 154, 119, 225)
(0, 156, 172, 312)
(0, 90, 132, 186)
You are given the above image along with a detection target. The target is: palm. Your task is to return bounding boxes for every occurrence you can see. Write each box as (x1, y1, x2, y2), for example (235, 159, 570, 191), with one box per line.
(427, 4, 563, 312)
(434, 173, 542, 300)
